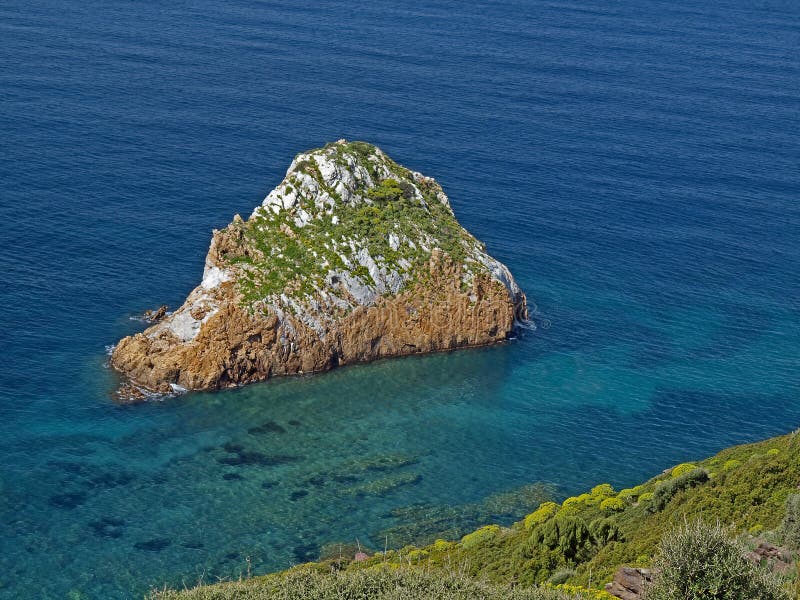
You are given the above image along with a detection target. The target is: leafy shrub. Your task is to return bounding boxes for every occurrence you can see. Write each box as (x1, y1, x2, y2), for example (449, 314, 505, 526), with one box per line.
(638, 492, 654, 502)
(407, 548, 429, 561)
(367, 178, 404, 203)
(780, 493, 800, 551)
(644, 520, 789, 600)
(535, 516, 592, 561)
(617, 487, 640, 502)
(525, 502, 560, 529)
(670, 463, 698, 478)
(599, 497, 625, 512)
(433, 539, 455, 552)
(649, 468, 708, 512)
(589, 518, 622, 545)
(562, 494, 593, 513)
(722, 459, 741, 471)
(590, 484, 615, 499)
(461, 525, 500, 549)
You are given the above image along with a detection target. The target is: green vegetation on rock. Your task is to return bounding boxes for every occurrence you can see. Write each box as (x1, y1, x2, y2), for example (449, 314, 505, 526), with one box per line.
(220, 140, 486, 307)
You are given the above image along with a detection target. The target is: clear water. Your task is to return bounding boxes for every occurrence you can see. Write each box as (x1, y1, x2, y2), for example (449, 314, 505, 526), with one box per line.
(1, 0, 799, 598)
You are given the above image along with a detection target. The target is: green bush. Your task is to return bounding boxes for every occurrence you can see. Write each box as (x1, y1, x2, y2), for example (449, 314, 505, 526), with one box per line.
(670, 463, 698, 478)
(461, 525, 501, 549)
(780, 493, 800, 551)
(525, 502, 560, 529)
(535, 516, 592, 561)
(644, 520, 789, 600)
(590, 484, 615, 499)
(650, 468, 709, 512)
(722, 459, 741, 471)
(600, 497, 625, 512)
(589, 518, 622, 545)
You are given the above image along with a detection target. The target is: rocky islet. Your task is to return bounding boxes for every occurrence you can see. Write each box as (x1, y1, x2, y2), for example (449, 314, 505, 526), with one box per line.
(111, 140, 528, 397)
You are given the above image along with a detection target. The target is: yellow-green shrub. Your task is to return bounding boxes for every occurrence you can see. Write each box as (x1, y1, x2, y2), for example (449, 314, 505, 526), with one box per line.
(524, 502, 559, 529)
(722, 459, 741, 471)
(407, 548, 429, 561)
(638, 492, 654, 502)
(591, 484, 615, 499)
(767, 448, 780, 457)
(600, 497, 625, 512)
(460, 525, 500, 549)
(671, 463, 697, 478)
(432, 539, 455, 552)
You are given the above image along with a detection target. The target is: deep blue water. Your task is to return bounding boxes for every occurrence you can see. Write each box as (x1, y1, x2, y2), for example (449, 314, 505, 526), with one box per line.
(2, 0, 799, 597)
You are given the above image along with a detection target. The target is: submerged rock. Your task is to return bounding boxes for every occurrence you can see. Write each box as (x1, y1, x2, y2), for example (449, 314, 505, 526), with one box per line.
(134, 538, 172, 552)
(111, 140, 529, 396)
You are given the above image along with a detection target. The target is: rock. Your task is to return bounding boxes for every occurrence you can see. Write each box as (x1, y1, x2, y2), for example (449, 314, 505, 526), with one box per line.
(142, 305, 168, 323)
(111, 141, 529, 396)
(605, 567, 656, 600)
(745, 541, 794, 574)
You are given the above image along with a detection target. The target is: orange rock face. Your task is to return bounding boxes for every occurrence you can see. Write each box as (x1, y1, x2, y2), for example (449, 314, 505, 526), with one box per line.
(111, 250, 525, 397)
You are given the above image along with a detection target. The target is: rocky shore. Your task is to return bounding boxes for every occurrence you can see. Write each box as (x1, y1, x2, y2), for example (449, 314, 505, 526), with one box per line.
(111, 140, 528, 397)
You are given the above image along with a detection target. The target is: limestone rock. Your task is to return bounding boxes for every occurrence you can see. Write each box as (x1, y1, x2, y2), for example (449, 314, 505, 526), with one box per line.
(111, 141, 529, 398)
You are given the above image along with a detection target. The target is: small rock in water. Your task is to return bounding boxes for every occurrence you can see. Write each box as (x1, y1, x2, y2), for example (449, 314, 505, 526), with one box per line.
(261, 480, 278, 490)
(217, 442, 300, 467)
(134, 538, 171, 552)
(143, 305, 168, 323)
(222, 473, 243, 481)
(307, 476, 325, 487)
(288, 420, 301, 427)
(290, 490, 309, 501)
(182, 541, 204, 549)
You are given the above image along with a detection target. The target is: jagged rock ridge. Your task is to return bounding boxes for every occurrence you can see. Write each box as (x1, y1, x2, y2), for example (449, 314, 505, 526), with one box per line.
(111, 140, 529, 396)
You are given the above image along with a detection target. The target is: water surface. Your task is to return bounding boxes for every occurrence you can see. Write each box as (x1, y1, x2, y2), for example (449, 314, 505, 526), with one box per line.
(1, 0, 799, 598)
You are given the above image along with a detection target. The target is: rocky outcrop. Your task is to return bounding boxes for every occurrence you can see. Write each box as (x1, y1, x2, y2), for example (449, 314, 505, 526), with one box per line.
(745, 541, 794, 574)
(111, 141, 528, 398)
(605, 567, 656, 600)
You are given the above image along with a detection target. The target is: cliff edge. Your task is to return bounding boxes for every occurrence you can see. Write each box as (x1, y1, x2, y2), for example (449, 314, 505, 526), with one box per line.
(111, 141, 528, 396)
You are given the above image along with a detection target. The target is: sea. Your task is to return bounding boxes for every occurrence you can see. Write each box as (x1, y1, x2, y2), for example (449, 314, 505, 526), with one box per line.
(1, 0, 798, 598)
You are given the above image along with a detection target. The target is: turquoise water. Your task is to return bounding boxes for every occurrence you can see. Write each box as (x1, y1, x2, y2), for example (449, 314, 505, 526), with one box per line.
(1, 0, 799, 598)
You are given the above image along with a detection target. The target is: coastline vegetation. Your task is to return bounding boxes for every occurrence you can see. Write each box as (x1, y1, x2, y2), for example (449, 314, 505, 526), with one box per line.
(150, 430, 800, 599)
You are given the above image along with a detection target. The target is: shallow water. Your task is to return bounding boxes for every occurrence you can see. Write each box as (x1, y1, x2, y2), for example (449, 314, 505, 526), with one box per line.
(1, 0, 799, 598)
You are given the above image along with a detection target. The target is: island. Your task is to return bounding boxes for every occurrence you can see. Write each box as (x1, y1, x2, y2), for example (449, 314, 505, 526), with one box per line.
(111, 140, 528, 396)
